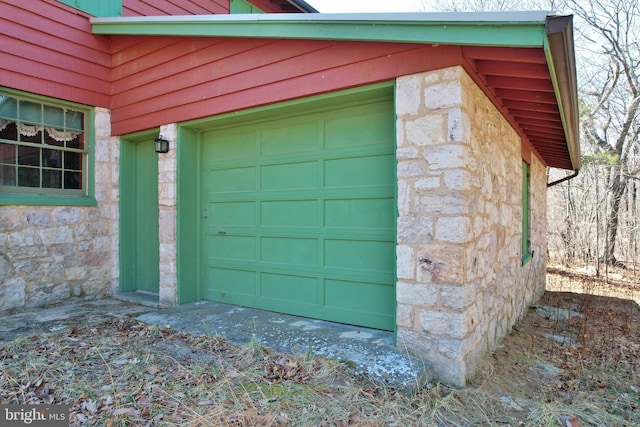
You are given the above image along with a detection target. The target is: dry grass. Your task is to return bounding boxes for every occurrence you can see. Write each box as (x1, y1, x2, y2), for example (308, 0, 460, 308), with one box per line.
(1, 267, 638, 426)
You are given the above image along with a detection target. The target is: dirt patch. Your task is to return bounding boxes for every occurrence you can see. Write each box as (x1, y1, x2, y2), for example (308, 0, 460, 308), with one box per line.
(1, 268, 638, 426)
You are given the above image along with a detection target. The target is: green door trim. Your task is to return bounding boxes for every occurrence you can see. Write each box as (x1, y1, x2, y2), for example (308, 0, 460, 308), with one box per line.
(177, 82, 397, 330)
(120, 130, 160, 294)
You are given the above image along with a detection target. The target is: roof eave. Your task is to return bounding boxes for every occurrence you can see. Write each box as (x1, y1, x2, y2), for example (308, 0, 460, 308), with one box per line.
(286, 0, 318, 13)
(545, 15, 581, 171)
(90, 12, 550, 47)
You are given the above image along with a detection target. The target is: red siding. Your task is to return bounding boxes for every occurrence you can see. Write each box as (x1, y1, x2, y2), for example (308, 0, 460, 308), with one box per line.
(123, 0, 229, 16)
(0, 0, 111, 107)
(109, 37, 463, 135)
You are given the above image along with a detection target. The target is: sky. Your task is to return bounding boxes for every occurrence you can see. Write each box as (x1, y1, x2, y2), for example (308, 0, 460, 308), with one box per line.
(307, 0, 424, 13)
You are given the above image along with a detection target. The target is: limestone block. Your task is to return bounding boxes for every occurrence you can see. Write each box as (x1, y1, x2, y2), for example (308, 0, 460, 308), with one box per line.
(423, 144, 467, 170)
(0, 208, 23, 231)
(0, 253, 12, 282)
(419, 309, 472, 339)
(397, 216, 433, 244)
(397, 180, 411, 216)
(52, 207, 81, 225)
(396, 245, 415, 280)
(435, 216, 471, 244)
(447, 108, 462, 142)
(26, 282, 70, 307)
(9, 228, 41, 247)
(405, 115, 446, 146)
(0, 277, 26, 312)
(416, 192, 465, 215)
(397, 281, 438, 306)
(64, 266, 87, 282)
(417, 244, 465, 285)
(37, 227, 73, 245)
(443, 169, 471, 191)
(440, 284, 476, 311)
(397, 161, 427, 178)
(396, 146, 419, 160)
(396, 74, 422, 116)
(396, 303, 415, 328)
(89, 222, 109, 236)
(159, 273, 177, 306)
(159, 209, 176, 242)
(24, 211, 51, 227)
(415, 176, 441, 190)
(92, 236, 111, 252)
(95, 138, 110, 162)
(424, 81, 462, 109)
(82, 280, 109, 298)
(80, 251, 109, 267)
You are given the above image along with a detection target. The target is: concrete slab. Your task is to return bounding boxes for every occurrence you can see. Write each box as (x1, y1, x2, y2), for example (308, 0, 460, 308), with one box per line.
(0, 298, 426, 389)
(137, 300, 426, 388)
(0, 299, 154, 342)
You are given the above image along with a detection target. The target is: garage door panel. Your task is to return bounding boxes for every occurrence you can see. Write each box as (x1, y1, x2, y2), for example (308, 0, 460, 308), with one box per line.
(325, 198, 395, 229)
(208, 268, 256, 296)
(261, 273, 319, 305)
(207, 167, 256, 193)
(325, 107, 393, 149)
(324, 154, 395, 188)
(261, 200, 317, 227)
(209, 201, 256, 226)
(325, 279, 395, 316)
(261, 236, 318, 266)
(261, 121, 318, 155)
(324, 239, 395, 273)
(261, 161, 317, 191)
(207, 235, 256, 262)
(203, 130, 257, 161)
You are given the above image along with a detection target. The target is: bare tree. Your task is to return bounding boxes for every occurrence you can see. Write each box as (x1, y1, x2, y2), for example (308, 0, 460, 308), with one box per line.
(571, 0, 640, 267)
(419, 0, 640, 270)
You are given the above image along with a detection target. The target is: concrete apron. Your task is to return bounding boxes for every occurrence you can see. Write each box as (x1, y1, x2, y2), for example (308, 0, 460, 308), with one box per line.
(0, 298, 424, 389)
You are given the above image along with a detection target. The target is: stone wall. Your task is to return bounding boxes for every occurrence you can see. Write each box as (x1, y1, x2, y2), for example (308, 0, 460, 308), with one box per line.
(0, 108, 119, 314)
(158, 123, 178, 307)
(395, 66, 547, 385)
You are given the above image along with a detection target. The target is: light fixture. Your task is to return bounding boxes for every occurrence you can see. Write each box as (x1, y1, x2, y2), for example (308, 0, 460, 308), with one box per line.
(154, 136, 170, 154)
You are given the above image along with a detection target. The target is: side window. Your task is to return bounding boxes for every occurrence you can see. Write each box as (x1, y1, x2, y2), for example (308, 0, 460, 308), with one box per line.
(0, 91, 94, 205)
(230, 0, 265, 14)
(57, 0, 122, 17)
(522, 161, 532, 264)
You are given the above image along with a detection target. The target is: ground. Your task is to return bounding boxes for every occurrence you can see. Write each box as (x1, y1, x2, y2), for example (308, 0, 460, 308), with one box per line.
(0, 267, 638, 426)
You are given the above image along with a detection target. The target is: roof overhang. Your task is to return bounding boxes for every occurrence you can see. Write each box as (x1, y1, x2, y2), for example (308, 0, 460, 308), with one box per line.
(91, 11, 580, 171)
(284, 0, 317, 13)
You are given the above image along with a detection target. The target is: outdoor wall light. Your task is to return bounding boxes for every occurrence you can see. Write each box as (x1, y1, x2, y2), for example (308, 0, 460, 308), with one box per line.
(154, 136, 170, 154)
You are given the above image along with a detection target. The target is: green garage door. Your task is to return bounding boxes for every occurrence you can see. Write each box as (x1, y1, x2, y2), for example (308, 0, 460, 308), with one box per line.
(200, 98, 396, 330)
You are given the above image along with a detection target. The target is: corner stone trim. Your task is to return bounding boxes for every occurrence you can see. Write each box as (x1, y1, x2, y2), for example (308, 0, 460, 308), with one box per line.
(395, 66, 547, 385)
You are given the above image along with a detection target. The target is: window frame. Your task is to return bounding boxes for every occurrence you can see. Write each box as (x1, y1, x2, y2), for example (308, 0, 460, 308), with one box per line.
(0, 88, 96, 207)
(521, 160, 532, 265)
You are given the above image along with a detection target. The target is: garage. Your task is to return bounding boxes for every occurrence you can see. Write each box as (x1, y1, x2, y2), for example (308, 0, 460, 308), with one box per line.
(198, 92, 396, 330)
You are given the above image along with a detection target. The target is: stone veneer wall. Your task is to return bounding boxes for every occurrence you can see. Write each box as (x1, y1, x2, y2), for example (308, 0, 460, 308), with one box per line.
(158, 124, 178, 307)
(395, 66, 547, 385)
(0, 108, 119, 314)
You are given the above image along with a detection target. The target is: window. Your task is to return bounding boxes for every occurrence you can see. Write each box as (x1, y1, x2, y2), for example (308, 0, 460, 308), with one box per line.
(522, 161, 532, 264)
(0, 91, 92, 203)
